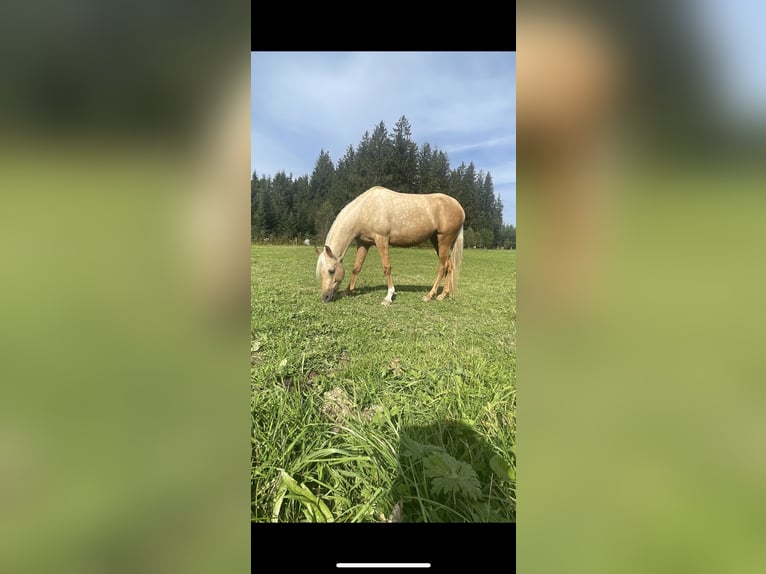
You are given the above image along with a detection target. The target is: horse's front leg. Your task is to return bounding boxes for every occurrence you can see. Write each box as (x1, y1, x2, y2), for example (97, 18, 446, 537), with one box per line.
(375, 238, 395, 305)
(346, 243, 370, 295)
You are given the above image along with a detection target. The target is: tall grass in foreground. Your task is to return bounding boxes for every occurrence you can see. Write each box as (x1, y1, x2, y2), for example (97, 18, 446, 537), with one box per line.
(252, 246, 516, 522)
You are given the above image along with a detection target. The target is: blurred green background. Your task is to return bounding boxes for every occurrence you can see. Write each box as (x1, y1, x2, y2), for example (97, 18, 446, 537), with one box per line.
(518, 3, 766, 573)
(4, 0, 766, 571)
(0, 1, 249, 572)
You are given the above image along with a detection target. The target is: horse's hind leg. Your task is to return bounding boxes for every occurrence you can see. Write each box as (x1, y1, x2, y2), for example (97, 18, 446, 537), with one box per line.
(346, 243, 370, 294)
(423, 236, 449, 302)
(437, 259, 453, 300)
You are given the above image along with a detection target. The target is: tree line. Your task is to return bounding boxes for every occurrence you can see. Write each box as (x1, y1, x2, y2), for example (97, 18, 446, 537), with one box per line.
(251, 115, 516, 249)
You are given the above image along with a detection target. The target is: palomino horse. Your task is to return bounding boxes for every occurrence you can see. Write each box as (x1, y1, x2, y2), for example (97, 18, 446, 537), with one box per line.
(315, 186, 465, 305)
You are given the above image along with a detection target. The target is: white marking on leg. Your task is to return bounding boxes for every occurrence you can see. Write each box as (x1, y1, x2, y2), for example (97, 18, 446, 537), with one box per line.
(383, 287, 395, 304)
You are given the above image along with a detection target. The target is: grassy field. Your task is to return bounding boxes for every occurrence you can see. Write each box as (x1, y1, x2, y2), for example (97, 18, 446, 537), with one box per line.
(251, 244, 516, 522)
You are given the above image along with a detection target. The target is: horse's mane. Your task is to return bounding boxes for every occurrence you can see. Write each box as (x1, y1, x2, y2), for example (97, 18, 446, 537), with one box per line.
(318, 192, 369, 266)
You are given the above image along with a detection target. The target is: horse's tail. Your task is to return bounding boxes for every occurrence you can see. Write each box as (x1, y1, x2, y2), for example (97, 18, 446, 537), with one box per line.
(449, 226, 464, 298)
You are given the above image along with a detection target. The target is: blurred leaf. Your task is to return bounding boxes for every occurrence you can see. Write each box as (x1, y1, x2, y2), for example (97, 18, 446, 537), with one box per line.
(490, 454, 515, 482)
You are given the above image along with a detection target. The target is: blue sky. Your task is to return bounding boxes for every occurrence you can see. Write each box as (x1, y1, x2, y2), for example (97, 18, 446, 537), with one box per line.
(251, 52, 516, 225)
(695, 0, 766, 124)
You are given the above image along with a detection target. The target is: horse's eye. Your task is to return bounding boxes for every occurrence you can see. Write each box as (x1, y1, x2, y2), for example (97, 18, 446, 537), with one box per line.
(328, 268, 335, 274)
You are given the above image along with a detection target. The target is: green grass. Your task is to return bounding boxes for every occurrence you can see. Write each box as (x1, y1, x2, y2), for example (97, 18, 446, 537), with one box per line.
(251, 245, 516, 522)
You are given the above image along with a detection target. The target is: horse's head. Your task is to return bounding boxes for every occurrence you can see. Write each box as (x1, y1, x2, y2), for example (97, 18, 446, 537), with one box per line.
(315, 245, 345, 303)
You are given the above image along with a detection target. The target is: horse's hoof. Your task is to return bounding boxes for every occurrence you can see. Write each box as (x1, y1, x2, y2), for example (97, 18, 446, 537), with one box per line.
(381, 299, 392, 306)
(436, 294, 447, 301)
(422, 296, 432, 302)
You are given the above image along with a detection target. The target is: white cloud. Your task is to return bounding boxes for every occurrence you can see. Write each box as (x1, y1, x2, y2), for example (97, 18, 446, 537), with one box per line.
(442, 135, 516, 155)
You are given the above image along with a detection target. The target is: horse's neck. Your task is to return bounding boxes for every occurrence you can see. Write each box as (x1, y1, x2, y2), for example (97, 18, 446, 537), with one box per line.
(326, 209, 358, 260)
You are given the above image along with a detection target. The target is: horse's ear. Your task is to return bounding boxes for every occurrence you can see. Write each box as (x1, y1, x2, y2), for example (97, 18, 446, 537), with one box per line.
(314, 246, 321, 256)
(324, 245, 336, 260)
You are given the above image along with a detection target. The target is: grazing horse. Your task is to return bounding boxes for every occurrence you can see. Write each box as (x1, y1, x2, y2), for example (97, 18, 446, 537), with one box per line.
(315, 186, 465, 305)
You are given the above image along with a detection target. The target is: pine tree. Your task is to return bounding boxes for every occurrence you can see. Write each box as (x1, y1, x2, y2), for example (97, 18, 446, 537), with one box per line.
(292, 175, 313, 237)
(330, 145, 357, 211)
(431, 148, 451, 195)
(309, 149, 335, 205)
(251, 118, 510, 247)
(355, 130, 373, 189)
(368, 121, 394, 188)
(416, 142, 433, 193)
(390, 115, 417, 193)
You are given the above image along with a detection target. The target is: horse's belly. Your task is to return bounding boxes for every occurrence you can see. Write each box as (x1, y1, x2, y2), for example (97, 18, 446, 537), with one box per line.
(388, 228, 432, 246)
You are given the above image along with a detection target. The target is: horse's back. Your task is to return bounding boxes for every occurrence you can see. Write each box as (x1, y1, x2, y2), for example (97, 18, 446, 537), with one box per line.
(363, 187, 464, 218)
(357, 187, 464, 243)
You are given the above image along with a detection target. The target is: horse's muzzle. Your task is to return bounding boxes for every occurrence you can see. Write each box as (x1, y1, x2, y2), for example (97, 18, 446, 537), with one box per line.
(321, 291, 334, 303)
